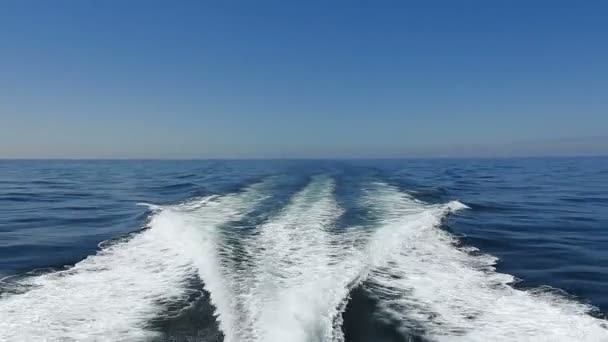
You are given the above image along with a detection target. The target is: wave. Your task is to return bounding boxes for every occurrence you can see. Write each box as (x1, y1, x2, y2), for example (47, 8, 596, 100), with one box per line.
(175, 176, 362, 342)
(0, 213, 198, 341)
(0, 183, 268, 341)
(234, 176, 364, 342)
(361, 182, 608, 341)
(167, 184, 268, 340)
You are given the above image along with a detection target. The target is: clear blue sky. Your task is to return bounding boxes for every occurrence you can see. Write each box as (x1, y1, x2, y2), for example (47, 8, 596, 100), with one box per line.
(1, 0, 607, 158)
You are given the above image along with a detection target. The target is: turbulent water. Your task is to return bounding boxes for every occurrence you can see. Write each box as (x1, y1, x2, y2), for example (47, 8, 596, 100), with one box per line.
(1, 159, 607, 341)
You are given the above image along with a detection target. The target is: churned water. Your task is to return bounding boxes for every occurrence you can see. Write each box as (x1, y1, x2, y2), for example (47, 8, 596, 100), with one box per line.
(1, 158, 607, 341)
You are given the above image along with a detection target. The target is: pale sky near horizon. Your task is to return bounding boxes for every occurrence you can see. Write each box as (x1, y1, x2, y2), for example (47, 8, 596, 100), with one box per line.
(1, 1, 607, 158)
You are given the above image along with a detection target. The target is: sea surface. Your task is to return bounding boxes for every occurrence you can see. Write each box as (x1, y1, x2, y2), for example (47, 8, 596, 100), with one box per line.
(0, 158, 607, 342)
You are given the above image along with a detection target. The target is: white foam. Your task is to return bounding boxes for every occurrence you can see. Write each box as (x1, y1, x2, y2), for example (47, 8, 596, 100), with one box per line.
(0, 214, 197, 341)
(4, 179, 606, 342)
(231, 176, 365, 342)
(363, 183, 608, 342)
(165, 188, 268, 342)
(136, 202, 163, 211)
(0, 186, 266, 342)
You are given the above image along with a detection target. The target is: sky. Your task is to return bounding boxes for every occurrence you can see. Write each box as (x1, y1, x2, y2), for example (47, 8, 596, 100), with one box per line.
(1, 0, 607, 159)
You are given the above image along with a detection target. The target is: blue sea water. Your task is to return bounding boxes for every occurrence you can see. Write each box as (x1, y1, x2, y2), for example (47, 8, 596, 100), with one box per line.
(0, 158, 607, 341)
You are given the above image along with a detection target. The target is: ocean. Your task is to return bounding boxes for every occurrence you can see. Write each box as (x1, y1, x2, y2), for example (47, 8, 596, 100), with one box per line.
(0, 158, 607, 342)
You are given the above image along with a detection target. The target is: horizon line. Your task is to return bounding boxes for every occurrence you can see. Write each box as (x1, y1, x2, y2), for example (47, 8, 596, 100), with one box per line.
(1, 154, 607, 161)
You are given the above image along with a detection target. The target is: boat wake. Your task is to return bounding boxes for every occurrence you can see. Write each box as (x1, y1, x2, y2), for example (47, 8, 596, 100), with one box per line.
(0, 177, 606, 341)
(361, 183, 608, 341)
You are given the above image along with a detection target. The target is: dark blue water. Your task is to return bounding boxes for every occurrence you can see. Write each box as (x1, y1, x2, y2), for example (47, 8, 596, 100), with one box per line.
(1, 158, 607, 341)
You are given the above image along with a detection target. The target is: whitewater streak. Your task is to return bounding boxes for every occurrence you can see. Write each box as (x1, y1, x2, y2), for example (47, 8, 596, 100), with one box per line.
(0, 182, 269, 341)
(362, 182, 608, 342)
(233, 176, 364, 342)
(1, 177, 607, 342)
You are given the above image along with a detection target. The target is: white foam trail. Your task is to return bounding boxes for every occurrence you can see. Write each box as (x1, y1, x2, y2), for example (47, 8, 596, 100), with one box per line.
(0, 185, 266, 342)
(0, 213, 199, 341)
(363, 183, 608, 342)
(232, 176, 364, 342)
(165, 186, 268, 342)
